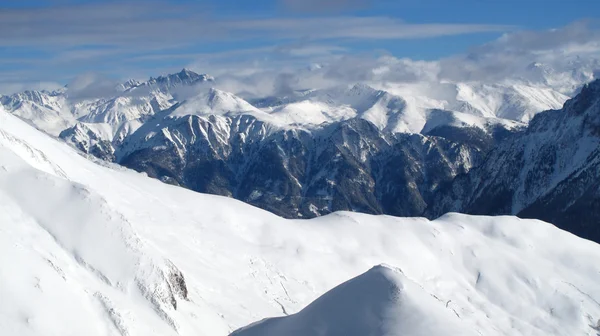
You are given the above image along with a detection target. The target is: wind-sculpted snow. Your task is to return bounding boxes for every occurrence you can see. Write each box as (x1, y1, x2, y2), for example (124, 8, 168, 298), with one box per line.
(1, 107, 600, 336)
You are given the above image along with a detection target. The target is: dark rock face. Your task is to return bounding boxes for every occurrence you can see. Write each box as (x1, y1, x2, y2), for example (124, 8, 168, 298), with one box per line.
(166, 260, 188, 307)
(143, 68, 213, 94)
(116, 115, 487, 219)
(59, 124, 116, 161)
(427, 80, 600, 243)
(517, 149, 600, 243)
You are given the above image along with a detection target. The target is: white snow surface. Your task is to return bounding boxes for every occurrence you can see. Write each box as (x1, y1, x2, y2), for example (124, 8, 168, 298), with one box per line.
(1, 107, 600, 336)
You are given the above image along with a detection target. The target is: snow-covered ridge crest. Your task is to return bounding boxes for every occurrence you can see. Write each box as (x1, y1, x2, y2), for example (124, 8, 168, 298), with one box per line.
(231, 264, 476, 336)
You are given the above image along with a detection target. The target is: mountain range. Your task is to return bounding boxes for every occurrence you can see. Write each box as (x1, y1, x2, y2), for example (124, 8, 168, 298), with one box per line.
(2, 67, 600, 244)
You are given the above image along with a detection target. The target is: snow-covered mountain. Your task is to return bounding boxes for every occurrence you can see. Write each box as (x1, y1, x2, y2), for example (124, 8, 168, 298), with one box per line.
(1, 69, 572, 139)
(2, 67, 598, 239)
(0, 90, 74, 135)
(0, 69, 212, 139)
(140, 68, 214, 93)
(2, 106, 600, 336)
(428, 79, 600, 243)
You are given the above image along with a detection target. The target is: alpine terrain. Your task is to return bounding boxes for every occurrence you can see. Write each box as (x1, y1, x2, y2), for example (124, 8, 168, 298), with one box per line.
(2, 103, 600, 336)
(428, 79, 600, 243)
(4, 66, 600, 242)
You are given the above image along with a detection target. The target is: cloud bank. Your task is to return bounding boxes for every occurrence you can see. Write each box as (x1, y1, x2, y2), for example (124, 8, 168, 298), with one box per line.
(0, 1, 598, 96)
(182, 22, 600, 98)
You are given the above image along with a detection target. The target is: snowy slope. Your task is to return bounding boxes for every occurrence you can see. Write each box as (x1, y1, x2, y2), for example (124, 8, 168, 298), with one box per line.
(380, 81, 569, 124)
(231, 265, 477, 336)
(2, 107, 600, 336)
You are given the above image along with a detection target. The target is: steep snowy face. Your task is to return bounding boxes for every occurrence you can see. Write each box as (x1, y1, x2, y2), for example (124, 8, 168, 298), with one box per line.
(249, 83, 415, 131)
(428, 79, 600, 243)
(76, 92, 171, 125)
(1, 109, 600, 336)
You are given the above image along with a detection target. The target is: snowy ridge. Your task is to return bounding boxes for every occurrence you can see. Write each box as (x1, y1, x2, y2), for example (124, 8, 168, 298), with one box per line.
(1, 107, 600, 335)
(231, 265, 476, 336)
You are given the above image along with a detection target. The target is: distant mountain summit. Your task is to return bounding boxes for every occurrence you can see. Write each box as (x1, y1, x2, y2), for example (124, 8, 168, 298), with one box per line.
(143, 68, 214, 92)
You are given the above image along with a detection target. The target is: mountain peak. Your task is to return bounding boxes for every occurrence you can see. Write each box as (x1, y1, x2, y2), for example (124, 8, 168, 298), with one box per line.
(564, 78, 600, 116)
(232, 263, 474, 336)
(178, 68, 199, 78)
(143, 69, 213, 92)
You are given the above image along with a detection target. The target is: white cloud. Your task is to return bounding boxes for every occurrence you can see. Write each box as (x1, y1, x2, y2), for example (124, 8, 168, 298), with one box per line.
(437, 21, 600, 83)
(2, 10, 598, 97)
(180, 23, 600, 98)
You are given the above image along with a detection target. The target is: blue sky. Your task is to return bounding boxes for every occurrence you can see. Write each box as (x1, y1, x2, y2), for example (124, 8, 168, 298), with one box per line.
(0, 0, 599, 92)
